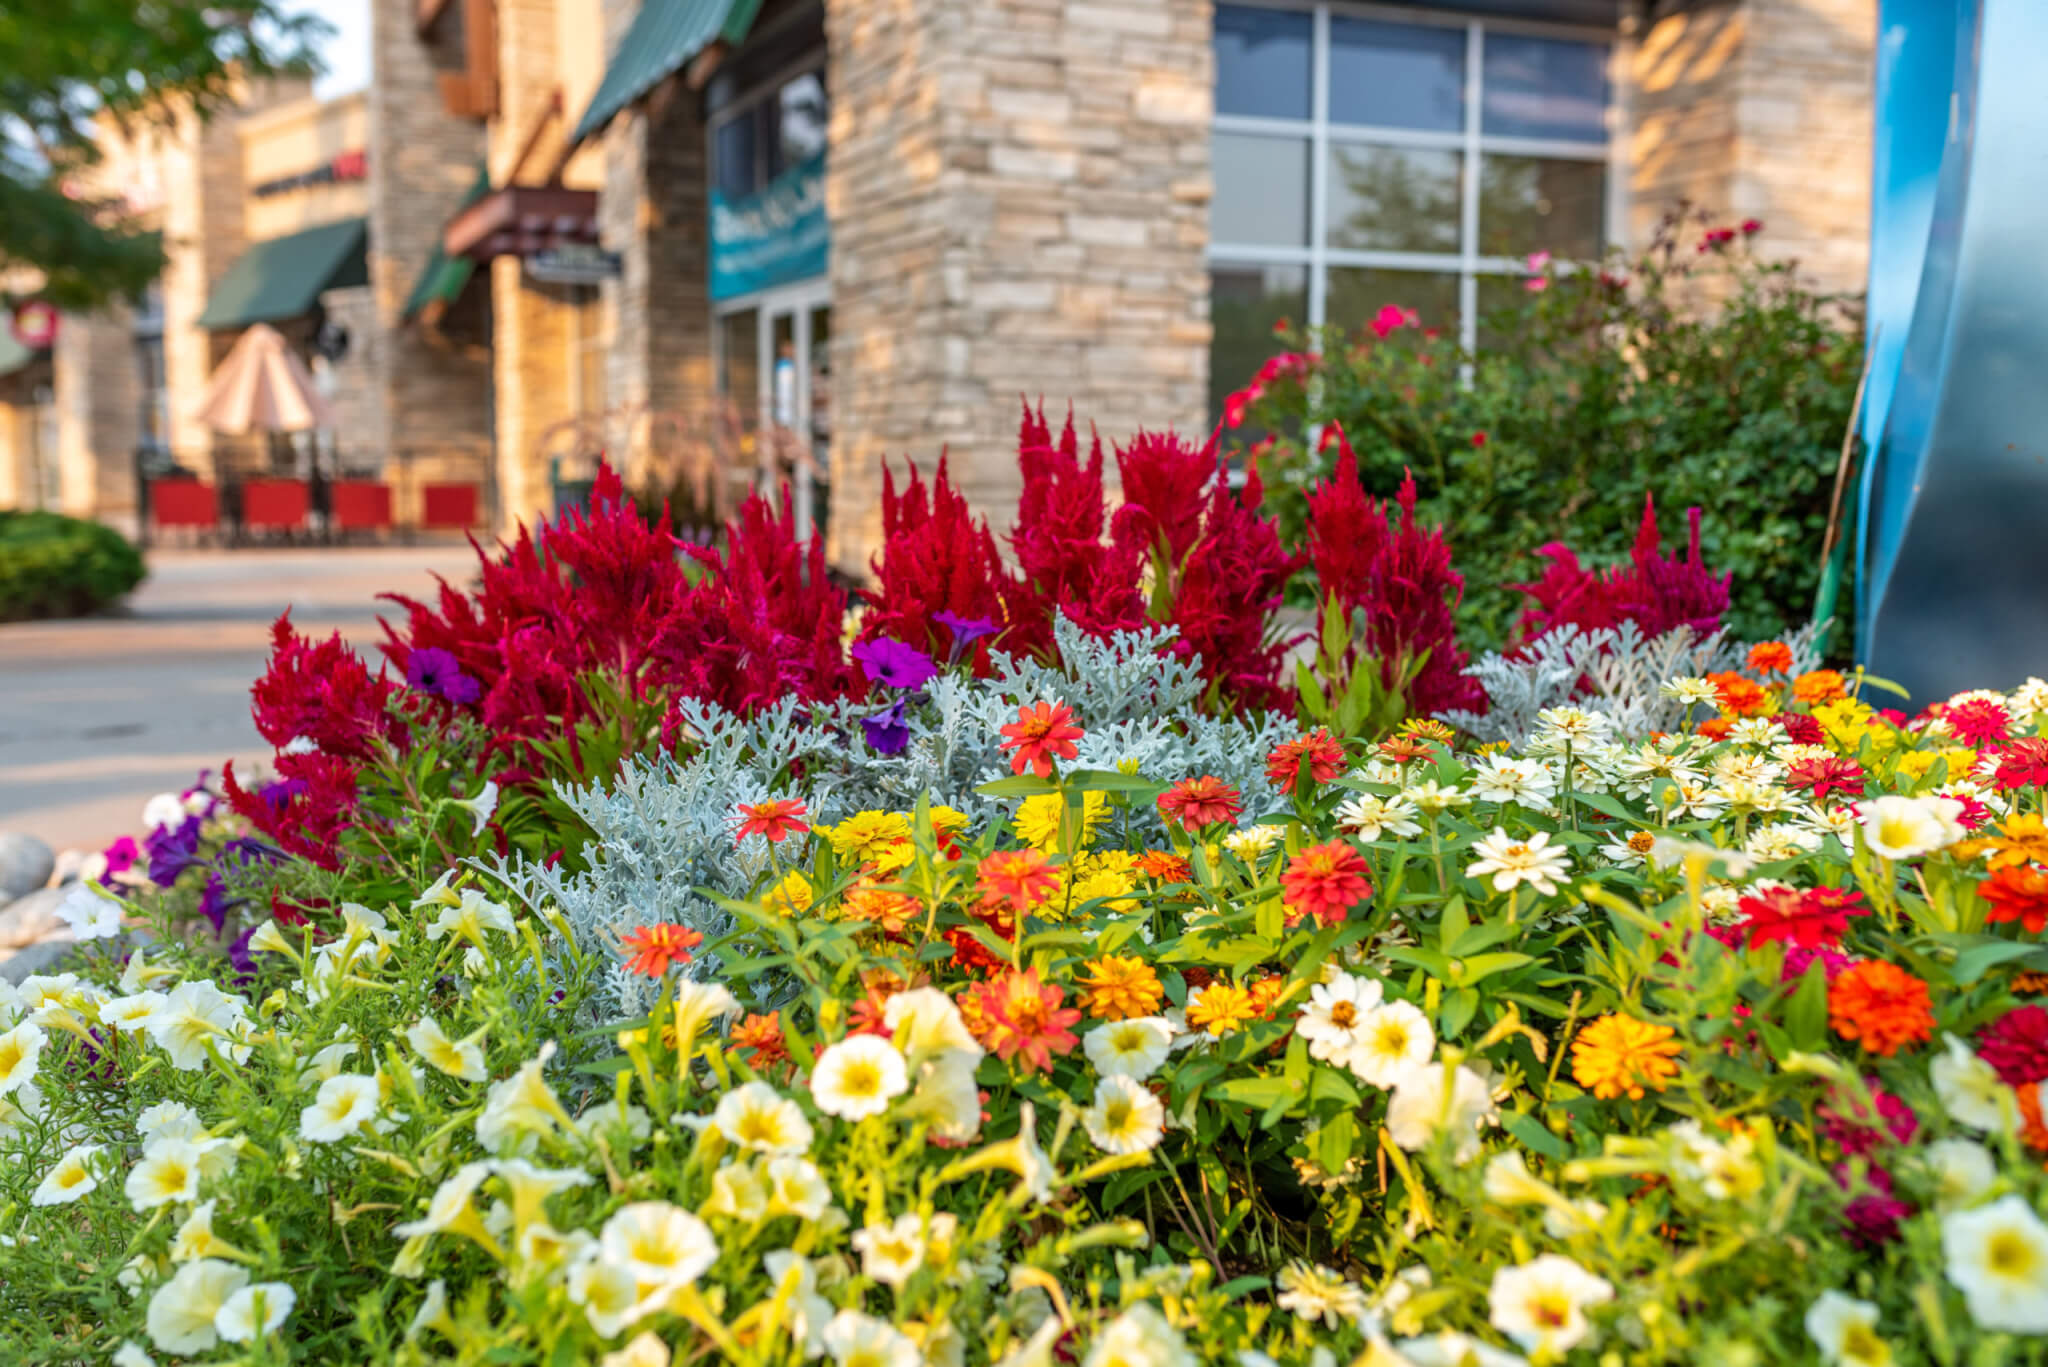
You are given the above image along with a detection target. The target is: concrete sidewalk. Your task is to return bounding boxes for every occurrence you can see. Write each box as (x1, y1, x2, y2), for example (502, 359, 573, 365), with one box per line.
(0, 545, 479, 855)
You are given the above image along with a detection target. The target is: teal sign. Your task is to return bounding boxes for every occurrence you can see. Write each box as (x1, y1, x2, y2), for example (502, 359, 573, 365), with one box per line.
(710, 152, 827, 300)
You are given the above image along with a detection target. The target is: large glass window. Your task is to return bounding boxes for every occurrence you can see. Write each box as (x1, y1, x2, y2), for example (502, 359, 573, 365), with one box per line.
(133, 283, 170, 465)
(711, 63, 829, 202)
(1210, 3, 1614, 415)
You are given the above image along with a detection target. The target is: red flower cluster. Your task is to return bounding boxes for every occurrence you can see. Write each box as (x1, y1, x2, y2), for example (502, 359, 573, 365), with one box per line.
(1978, 1005, 2048, 1087)
(1737, 886, 1867, 951)
(1512, 495, 1731, 644)
(1266, 728, 1346, 795)
(1992, 738, 2048, 791)
(1157, 775, 1242, 831)
(250, 614, 404, 760)
(965, 969, 1082, 1073)
(1281, 841, 1373, 927)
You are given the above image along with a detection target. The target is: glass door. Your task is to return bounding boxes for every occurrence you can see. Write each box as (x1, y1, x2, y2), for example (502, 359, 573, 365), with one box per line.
(759, 284, 830, 539)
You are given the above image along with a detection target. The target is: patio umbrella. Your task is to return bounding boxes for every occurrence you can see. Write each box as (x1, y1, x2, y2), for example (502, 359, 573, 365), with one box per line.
(192, 322, 334, 434)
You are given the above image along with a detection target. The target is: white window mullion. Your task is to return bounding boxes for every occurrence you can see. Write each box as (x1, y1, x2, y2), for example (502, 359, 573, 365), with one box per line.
(1459, 20, 1484, 356)
(1307, 3, 1331, 330)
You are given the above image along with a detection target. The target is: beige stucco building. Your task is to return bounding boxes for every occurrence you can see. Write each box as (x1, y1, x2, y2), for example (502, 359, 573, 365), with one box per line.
(4, 0, 1877, 573)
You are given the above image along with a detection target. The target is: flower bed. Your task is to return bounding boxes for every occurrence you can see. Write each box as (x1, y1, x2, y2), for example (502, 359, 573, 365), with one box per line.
(4, 429, 2046, 1365)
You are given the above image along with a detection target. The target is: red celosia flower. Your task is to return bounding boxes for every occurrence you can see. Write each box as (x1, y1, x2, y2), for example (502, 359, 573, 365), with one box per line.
(1707, 671, 1771, 718)
(253, 613, 406, 761)
(1000, 701, 1084, 778)
(619, 924, 704, 978)
(1941, 698, 2013, 747)
(1992, 738, 2048, 791)
(1977, 1005, 2048, 1087)
(223, 754, 361, 872)
(967, 969, 1082, 1073)
(736, 799, 809, 844)
(1747, 642, 1794, 675)
(1828, 961, 1935, 1057)
(1785, 756, 1866, 804)
(1281, 841, 1373, 928)
(732, 1012, 789, 1066)
(1266, 728, 1346, 795)
(976, 849, 1060, 913)
(1738, 886, 1865, 950)
(1511, 496, 1731, 644)
(1157, 776, 1243, 831)
(1979, 864, 2048, 933)
(1010, 404, 1147, 636)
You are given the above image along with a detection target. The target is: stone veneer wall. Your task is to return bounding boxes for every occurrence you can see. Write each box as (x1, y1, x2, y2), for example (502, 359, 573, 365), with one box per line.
(52, 309, 141, 525)
(367, 0, 493, 497)
(824, 0, 1214, 576)
(600, 0, 715, 506)
(1630, 0, 1874, 295)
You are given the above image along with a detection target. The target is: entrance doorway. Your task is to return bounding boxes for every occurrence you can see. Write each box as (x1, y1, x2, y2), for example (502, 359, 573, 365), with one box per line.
(716, 280, 830, 540)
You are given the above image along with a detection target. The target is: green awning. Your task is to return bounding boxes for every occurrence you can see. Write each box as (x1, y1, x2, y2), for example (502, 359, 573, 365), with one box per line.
(569, 0, 765, 146)
(195, 217, 369, 331)
(403, 164, 493, 320)
(0, 329, 40, 379)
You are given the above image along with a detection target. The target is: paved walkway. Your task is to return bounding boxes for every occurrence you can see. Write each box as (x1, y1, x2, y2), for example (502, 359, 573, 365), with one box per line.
(0, 545, 480, 855)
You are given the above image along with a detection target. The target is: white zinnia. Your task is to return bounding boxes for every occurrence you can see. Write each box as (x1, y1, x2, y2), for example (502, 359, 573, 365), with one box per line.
(1082, 1016, 1175, 1081)
(1487, 1253, 1614, 1355)
(1860, 794, 1965, 860)
(1294, 973, 1383, 1065)
(810, 1035, 909, 1121)
(1468, 756, 1558, 808)
(1465, 828, 1572, 897)
(145, 1258, 249, 1355)
(1346, 1001, 1436, 1089)
(1081, 1075, 1166, 1155)
(299, 1072, 381, 1143)
(1334, 793, 1422, 842)
(1804, 1289, 1890, 1367)
(1941, 1194, 2048, 1333)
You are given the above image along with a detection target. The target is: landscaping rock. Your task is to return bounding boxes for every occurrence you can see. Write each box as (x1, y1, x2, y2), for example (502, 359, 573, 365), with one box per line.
(52, 848, 87, 886)
(0, 831, 55, 901)
(0, 885, 70, 950)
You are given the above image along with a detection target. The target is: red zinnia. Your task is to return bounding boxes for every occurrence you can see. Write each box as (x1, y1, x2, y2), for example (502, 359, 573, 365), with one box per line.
(1942, 698, 2013, 747)
(1738, 886, 1865, 950)
(1157, 775, 1243, 831)
(1785, 756, 1867, 804)
(976, 848, 1060, 913)
(619, 923, 704, 978)
(999, 700, 1084, 778)
(967, 969, 1082, 1073)
(1977, 1005, 2048, 1087)
(1979, 863, 2048, 934)
(1747, 642, 1794, 676)
(1281, 841, 1373, 928)
(1992, 738, 2048, 791)
(735, 798, 810, 843)
(945, 925, 1009, 975)
(1267, 728, 1346, 795)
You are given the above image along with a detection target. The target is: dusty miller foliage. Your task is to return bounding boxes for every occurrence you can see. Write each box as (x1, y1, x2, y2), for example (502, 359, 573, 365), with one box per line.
(1440, 620, 1828, 746)
(480, 615, 1297, 1021)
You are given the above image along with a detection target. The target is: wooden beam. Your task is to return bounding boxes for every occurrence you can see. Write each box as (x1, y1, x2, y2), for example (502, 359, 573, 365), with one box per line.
(415, 0, 454, 36)
(502, 88, 562, 188)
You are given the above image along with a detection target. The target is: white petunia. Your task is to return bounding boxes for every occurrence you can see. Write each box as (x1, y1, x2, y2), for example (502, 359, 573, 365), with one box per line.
(138, 1100, 206, 1144)
(425, 888, 517, 946)
(712, 1081, 814, 1155)
(1919, 1137, 1998, 1211)
(451, 780, 499, 836)
(56, 883, 124, 940)
(1081, 1016, 1175, 1081)
(299, 1073, 381, 1143)
(1941, 1194, 2048, 1333)
(1082, 1302, 1194, 1367)
(763, 1250, 835, 1356)
(823, 1310, 922, 1367)
(143, 792, 189, 832)
(1385, 1064, 1493, 1163)
(1294, 973, 1383, 1065)
(1481, 1151, 1562, 1209)
(111, 1343, 156, 1367)
(1345, 1001, 1436, 1089)
(144, 980, 253, 1071)
(99, 992, 165, 1033)
(851, 1212, 928, 1287)
(476, 1043, 574, 1154)
(1930, 1035, 2014, 1131)
(810, 1035, 909, 1121)
(599, 1201, 718, 1312)
(126, 1139, 204, 1211)
(762, 1155, 835, 1222)
(882, 986, 984, 1065)
(406, 1016, 488, 1082)
(491, 1157, 594, 1234)
(171, 1200, 240, 1262)
(1804, 1289, 1890, 1367)
(31, 1143, 104, 1206)
(1487, 1253, 1613, 1355)
(1081, 1075, 1165, 1155)
(0, 1019, 46, 1094)
(145, 1258, 249, 1355)
(1465, 828, 1572, 897)
(214, 1281, 296, 1343)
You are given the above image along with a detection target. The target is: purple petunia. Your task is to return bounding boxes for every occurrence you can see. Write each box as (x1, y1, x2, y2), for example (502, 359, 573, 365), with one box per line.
(406, 646, 483, 705)
(198, 873, 232, 933)
(851, 638, 939, 691)
(145, 816, 203, 887)
(933, 610, 999, 664)
(861, 698, 912, 755)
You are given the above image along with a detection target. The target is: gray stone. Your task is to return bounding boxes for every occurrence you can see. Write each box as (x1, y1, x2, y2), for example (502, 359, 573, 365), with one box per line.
(0, 933, 79, 986)
(0, 885, 70, 950)
(0, 832, 55, 901)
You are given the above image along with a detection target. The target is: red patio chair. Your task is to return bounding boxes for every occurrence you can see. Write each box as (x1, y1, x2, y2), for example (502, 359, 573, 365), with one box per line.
(421, 482, 480, 530)
(149, 480, 219, 530)
(241, 479, 310, 532)
(330, 481, 394, 532)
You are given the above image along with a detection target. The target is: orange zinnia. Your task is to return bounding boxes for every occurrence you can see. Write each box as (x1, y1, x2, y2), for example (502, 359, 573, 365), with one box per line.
(1076, 954, 1165, 1020)
(1280, 841, 1373, 928)
(1963, 813, 2048, 872)
(1267, 729, 1346, 795)
(1979, 863, 2048, 934)
(1134, 850, 1192, 884)
(1793, 669, 1849, 705)
(1157, 775, 1242, 831)
(1828, 961, 1935, 1056)
(842, 884, 920, 935)
(1706, 671, 1771, 718)
(976, 848, 1059, 913)
(735, 798, 809, 843)
(968, 969, 1081, 1073)
(999, 700, 1084, 778)
(731, 1011, 788, 1065)
(619, 923, 704, 978)
(1747, 642, 1794, 676)
(1570, 1014, 1683, 1100)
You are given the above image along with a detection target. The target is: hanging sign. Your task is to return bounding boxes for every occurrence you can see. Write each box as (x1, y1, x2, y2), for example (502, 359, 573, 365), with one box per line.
(10, 300, 58, 350)
(526, 244, 623, 285)
(710, 151, 828, 301)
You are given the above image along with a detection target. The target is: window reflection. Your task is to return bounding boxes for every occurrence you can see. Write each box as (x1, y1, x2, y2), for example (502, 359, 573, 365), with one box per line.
(1479, 156, 1607, 259)
(1215, 4, 1312, 120)
(1326, 144, 1462, 253)
(1211, 134, 1311, 248)
(1210, 265, 1308, 428)
(1481, 35, 1609, 142)
(1329, 18, 1465, 133)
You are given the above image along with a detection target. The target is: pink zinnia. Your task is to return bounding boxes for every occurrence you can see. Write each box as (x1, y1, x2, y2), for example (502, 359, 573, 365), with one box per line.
(1978, 1005, 2048, 1087)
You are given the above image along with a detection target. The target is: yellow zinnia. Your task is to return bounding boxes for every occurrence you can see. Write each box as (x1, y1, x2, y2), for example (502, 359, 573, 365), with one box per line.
(1076, 955, 1164, 1021)
(1570, 1014, 1682, 1100)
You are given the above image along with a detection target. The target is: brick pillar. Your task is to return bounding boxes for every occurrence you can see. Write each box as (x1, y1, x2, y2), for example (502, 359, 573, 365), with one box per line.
(600, 0, 715, 502)
(824, 0, 1213, 577)
(368, 0, 492, 504)
(1630, 0, 1874, 294)
(53, 309, 142, 526)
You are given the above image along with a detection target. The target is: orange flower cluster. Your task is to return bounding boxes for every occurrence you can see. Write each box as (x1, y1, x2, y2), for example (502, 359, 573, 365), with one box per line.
(842, 884, 920, 935)
(1979, 864, 2048, 934)
(1266, 728, 1346, 795)
(1570, 1014, 1683, 1099)
(1280, 841, 1373, 928)
(1076, 955, 1164, 1020)
(964, 969, 1082, 1073)
(1793, 669, 1849, 705)
(619, 923, 704, 978)
(1828, 961, 1935, 1056)
(731, 1011, 788, 1065)
(998, 700, 1084, 778)
(976, 848, 1059, 914)
(1705, 671, 1772, 718)
(1746, 641, 1794, 675)
(1134, 850, 1191, 884)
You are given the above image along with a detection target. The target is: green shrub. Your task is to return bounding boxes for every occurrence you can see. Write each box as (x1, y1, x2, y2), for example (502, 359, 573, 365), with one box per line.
(1227, 209, 1864, 648)
(0, 508, 147, 620)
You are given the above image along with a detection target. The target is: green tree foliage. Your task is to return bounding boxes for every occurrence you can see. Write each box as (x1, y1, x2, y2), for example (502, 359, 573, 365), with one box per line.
(1224, 209, 1866, 650)
(0, 1, 324, 308)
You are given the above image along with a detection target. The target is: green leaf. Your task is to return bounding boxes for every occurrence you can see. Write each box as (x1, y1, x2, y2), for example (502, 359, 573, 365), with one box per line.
(1210, 1075, 1303, 1111)
(975, 775, 1060, 799)
(1951, 938, 2045, 986)
(1785, 960, 1829, 1051)
(1502, 1111, 1568, 1160)
(1314, 1109, 1357, 1177)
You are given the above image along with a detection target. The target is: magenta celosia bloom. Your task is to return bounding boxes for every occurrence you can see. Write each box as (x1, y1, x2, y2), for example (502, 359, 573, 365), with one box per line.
(1512, 495, 1730, 644)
